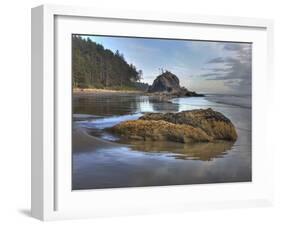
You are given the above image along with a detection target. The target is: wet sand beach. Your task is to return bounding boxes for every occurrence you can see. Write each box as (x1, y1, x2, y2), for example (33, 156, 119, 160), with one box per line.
(72, 93, 251, 190)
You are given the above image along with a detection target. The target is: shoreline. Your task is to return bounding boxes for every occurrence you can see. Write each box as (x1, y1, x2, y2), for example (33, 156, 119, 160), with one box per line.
(72, 88, 178, 101)
(73, 88, 144, 95)
(73, 88, 204, 100)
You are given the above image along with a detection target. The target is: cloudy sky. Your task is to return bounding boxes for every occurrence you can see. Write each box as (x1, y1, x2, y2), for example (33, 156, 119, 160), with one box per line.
(81, 35, 252, 94)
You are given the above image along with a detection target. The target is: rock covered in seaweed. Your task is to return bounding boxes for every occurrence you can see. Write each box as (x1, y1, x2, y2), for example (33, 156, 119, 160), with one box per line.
(110, 120, 212, 143)
(109, 108, 237, 143)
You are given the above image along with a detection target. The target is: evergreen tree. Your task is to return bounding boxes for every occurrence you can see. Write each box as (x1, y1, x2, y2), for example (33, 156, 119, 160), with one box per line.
(72, 35, 144, 90)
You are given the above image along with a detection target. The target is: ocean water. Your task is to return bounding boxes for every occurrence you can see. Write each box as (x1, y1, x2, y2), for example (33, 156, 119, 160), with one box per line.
(72, 93, 252, 190)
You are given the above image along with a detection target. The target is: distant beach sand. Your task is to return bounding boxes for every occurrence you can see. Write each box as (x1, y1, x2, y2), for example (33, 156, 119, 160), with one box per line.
(73, 88, 144, 96)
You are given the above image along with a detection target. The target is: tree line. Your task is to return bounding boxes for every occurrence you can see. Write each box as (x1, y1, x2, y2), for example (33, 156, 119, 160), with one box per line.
(72, 35, 146, 90)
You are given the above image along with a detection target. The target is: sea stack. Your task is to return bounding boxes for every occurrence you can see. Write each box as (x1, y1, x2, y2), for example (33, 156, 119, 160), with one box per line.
(148, 71, 203, 97)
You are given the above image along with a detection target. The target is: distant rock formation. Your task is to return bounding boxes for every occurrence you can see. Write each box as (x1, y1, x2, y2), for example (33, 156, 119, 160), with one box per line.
(147, 71, 203, 97)
(109, 108, 237, 143)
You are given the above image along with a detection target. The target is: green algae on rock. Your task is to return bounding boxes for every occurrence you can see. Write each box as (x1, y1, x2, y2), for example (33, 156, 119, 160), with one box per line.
(110, 108, 237, 143)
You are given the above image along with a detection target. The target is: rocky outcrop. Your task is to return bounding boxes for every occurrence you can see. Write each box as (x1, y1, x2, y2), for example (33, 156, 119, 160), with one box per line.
(147, 71, 203, 97)
(110, 120, 212, 143)
(109, 108, 237, 143)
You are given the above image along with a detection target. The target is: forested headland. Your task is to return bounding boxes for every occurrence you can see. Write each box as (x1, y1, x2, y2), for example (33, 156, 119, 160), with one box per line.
(72, 35, 148, 91)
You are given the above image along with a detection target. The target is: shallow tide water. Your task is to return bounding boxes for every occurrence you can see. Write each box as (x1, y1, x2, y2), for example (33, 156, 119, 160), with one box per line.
(72, 93, 252, 190)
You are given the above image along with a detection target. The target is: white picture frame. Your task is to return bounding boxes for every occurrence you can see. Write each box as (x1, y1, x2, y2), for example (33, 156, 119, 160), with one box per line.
(31, 4, 274, 221)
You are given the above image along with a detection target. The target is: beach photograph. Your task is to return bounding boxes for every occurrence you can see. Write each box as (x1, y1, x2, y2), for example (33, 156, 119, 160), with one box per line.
(72, 34, 252, 190)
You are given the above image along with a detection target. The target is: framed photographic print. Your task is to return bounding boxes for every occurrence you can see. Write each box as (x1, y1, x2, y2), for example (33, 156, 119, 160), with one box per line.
(31, 4, 274, 221)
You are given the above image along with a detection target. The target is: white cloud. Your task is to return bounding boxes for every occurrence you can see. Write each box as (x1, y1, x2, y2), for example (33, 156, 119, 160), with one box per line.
(198, 43, 252, 94)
